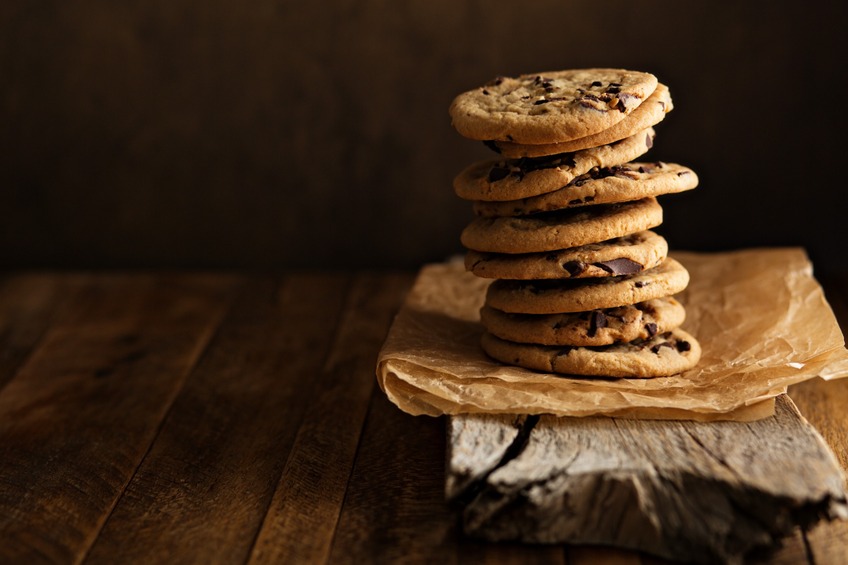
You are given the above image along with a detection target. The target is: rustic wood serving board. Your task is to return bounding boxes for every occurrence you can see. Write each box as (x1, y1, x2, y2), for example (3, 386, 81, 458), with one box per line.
(447, 395, 848, 564)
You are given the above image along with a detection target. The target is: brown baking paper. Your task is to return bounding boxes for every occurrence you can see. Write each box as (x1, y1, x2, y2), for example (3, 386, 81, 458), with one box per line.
(376, 247, 848, 421)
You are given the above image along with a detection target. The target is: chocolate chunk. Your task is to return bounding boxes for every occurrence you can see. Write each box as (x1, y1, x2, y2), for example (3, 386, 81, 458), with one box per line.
(535, 96, 566, 105)
(651, 342, 674, 354)
(568, 198, 584, 205)
(609, 82, 622, 87)
(483, 140, 501, 154)
(612, 165, 640, 179)
(645, 322, 658, 337)
(676, 340, 691, 352)
(617, 93, 639, 112)
(561, 260, 585, 277)
(634, 281, 649, 288)
(588, 311, 608, 337)
(482, 89, 490, 95)
(558, 346, 574, 356)
(645, 133, 654, 148)
(606, 86, 621, 94)
(590, 81, 602, 87)
(593, 258, 643, 275)
(488, 167, 510, 182)
(488, 76, 505, 86)
(508, 152, 576, 176)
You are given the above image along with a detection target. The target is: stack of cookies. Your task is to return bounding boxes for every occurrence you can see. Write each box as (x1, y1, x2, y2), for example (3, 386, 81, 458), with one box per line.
(449, 69, 701, 378)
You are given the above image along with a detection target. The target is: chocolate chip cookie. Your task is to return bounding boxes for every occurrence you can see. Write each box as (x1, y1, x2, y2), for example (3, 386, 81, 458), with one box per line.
(480, 328, 701, 377)
(449, 69, 658, 144)
(461, 197, 663, 254)
(465, 230, 668, 280)
(485, 257, 689, 314)
(473, 161, 697, 217)
(480, 296, 686, 347)
(454, 128, 655, 201)
(489, 83, 672, 157)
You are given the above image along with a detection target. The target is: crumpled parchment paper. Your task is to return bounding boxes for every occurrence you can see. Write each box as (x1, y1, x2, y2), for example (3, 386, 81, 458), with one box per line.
(376, 248, 848, 421)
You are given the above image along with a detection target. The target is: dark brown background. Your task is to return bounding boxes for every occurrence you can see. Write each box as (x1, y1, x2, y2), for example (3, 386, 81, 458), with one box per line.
(2, 1, 846, 272)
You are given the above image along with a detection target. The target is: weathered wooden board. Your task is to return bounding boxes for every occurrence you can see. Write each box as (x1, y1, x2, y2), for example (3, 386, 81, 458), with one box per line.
(447, 395, 848, 564)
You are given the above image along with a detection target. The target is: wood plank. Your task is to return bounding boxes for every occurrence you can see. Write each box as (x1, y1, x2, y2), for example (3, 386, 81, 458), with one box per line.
(247, 272, 414, 564)
(0, 273, 79, 391)
(0, 273, 238, 564)
(327, 386, 455, 563)
(327, 379, 568, 563)
(789, 273, 848, 564)
(448, 395, 847, 564)
(83, 274, 350, 564)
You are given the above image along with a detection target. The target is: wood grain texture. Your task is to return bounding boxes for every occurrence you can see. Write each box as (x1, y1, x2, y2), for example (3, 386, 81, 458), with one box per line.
(0, 274, 237, 563)
(788, 274, 848, 565)
(0, 273, 76, 391)
(0, 272, 844, 564)
(448, 395, 847, 564)
(84, 274, 350, 564)
(247, 272, 413, 564)
(327, 386, 455, 564)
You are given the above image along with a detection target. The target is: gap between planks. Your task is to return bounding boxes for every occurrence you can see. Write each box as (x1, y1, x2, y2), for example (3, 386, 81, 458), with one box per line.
(246, 272, 414, 564)
(81, 274, 353, 563)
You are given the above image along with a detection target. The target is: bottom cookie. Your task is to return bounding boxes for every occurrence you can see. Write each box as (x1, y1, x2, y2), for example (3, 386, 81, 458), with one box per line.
(481, 328, 701, 378)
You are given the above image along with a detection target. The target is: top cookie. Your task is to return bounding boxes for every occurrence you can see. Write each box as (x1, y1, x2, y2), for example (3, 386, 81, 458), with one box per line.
(489, 83, 673, 158)
(449, 69, 658, 144)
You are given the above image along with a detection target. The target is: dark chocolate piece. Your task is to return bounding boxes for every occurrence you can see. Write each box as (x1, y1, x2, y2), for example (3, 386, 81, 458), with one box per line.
(561, 261, 585, 277)
(676, 340, 691, 352)
(651, 342, 674, 354)
(488, 167, 510, 182)
(645, 322, 658, 337)
(588, 311, 608, 337)
(594, 258, 643, 276)
(483, 140, 502, 154)
(616, 93, 639, 112)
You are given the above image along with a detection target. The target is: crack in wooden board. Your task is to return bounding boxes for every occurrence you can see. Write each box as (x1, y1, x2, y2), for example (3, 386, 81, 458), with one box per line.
(447, 395, 848, 564)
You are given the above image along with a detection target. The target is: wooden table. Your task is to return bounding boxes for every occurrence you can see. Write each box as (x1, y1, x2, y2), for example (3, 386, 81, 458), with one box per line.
(0, 271, 845, 564)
